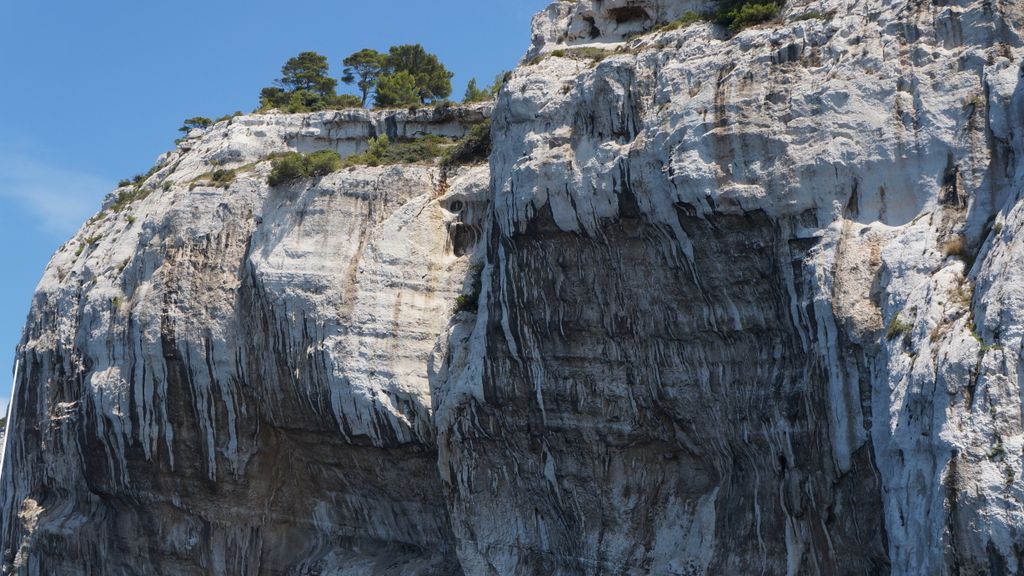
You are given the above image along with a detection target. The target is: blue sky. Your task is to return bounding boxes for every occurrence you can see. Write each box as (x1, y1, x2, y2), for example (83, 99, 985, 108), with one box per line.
(0, 0, 550, 412)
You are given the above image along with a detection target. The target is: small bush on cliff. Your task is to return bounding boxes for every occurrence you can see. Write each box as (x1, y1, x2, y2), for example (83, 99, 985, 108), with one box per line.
(886, 317, 912, 341)
(343, 134, 448, 167)
(109, 186, 152, 212)
(463, 79, 492, 103)
(210, 169, 236, 187)
(454, 264, 483, 313)
(654, 11, 705, 32)
(305, 150, 343, 176)
(268, 153, 306, 185)
(179, 116, 213, 134)
(442, 120, 491, 168)
(214, 111, 243, 124)
(716, 2, 780, 31)
(267, 150, 342, 186)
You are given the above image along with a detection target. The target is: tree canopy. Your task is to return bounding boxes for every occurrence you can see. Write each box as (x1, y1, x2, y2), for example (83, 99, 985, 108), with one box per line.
(278, 51, 336, 97)
(178, 117, 212, 134)
(384, 44, 453, 103)
(463, 72, 508, 103)
(258, 52, 361, 113)
(257, 46, 458, 112)
(341, 49, 387, 107)
(375, 71, 421, 108)
(463, 79, 490, 103)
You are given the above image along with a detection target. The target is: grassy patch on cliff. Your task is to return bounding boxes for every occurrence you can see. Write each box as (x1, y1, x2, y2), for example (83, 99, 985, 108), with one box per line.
(529, 47, 616, 66)
(109, 186, 153, 213)
(268, 150, 343, 186)
(717, 2, 781, 31)
(342, 134, 448, 167)
(652, 11, 705, 32)
(642, 1, 782, 36)
(340, 121, 492, 169)
(190, 162, 260, 189)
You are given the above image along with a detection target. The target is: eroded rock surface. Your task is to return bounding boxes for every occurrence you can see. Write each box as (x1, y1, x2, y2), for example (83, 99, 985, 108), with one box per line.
(0, 107, 490, 575)
(3, 0, 1024, 574)
(442, 0, 1024, 573)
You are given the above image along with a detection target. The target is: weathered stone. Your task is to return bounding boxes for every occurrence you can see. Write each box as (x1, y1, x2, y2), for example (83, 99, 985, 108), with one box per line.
(3, 0, 1024, 574)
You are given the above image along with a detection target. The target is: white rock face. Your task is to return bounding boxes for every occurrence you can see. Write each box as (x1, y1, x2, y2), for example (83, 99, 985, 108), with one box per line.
(3, 0, 1024, 574)
(437, 0, 1024, 574)
(0, 106, 490, 575)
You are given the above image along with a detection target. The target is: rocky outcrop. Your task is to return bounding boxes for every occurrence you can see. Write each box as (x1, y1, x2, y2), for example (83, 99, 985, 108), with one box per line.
(3, 0, 1024, 574)
(0, 106, 490, 575)
(442, 0, 1024, 573)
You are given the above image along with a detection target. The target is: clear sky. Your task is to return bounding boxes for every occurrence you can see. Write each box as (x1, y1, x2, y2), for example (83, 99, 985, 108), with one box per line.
(0, 0, 550, 412)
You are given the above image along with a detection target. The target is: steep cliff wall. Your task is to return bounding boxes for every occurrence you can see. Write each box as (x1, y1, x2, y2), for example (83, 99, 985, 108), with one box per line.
(3, 0, 1024, 574)
(0, 106, 491, 574)
(440, 0, 1024, 573)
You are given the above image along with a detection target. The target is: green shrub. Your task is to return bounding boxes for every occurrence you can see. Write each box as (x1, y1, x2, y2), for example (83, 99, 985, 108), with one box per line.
(488, 72, 509, 97)
(214, 111, 243, 124)
(655, 11, 705, 32)
(268, 150, 343, 185)
(367, 135, 391, 159)
(178, 116, 212, 134)
(305, 150, 343, 176)
(76, 234, 103, 255)
(343, 134, 448, 167)
(886, 317, 912, 340)
(530, 47, 615, 66)
(328, 94, 363, 108)
(384, 44, 454, 103)
(717, 2, 780, 31)
(463, 78, 492, 103)
(442, 121, 491, 168)
(990, 436, 1007, 460)
(118, 179, 132, 188)
(258, 88, 362, 113)
(268, 152, 307, 186)
(109, 186, 152, 212)
(210, 169, 236, 187)
(454, 264, 483, 313)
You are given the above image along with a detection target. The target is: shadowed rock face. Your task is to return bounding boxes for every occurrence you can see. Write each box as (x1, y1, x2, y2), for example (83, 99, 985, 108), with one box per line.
(441, 207, 889, 575)
(438, 0, 1024, 573)
(3, 0, 1024, 574)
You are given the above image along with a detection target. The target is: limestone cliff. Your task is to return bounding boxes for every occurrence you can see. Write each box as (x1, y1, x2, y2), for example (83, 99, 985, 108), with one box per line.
(3, 0, 1024, 574)
(0, 106, 491, 575)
